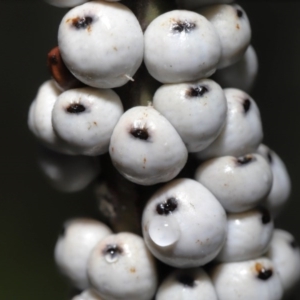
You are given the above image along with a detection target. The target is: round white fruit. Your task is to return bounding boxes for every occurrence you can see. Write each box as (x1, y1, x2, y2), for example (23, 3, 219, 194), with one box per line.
(195, 153, 273, 212)
(211, 257, 283, 300)
(144, 10, 221, 83)
(52, 87, 123, 156)
(153, 79, 227, 152)
(54, 218, 112, 290)
(257, 144, 291, 217)
(156, 268, 218, 300)
(196, 88, 263, 160)
(213, 45, 258, 92)
(45, 0, 89, 8)
(87, 232, 157, 300)
(216, 207, 274, 262)
(198, 4, 251, 69)
(28, 80, 72, 154)
(58, 0, 143, 88)
(142, 178, 227, 268)
(267, 229, 300, 296)
(72, 289, 103, 300)
(37, 149, 100, 193)
(109, 106, 188, 185)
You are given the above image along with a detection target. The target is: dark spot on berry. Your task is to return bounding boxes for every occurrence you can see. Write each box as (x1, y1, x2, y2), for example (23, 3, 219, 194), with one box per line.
(130, 128, 149, 140)
(267, 151, 273, 164)
(71, 16, 93, 30)
(236, 8, 243, 18)
(243, 99, 251, 113)
(177, 274, 195, 288)
(255, 263, 273, 280)
(290, 239, 299, 249)
(103, 244, 122, 259)
(237, 154, 253, 165)
(186, 86, 209, 97)
(66, 104, 86, 114)
(156, 197, 178, 215)
(172, 20, 196, 33)
(259, 207, 272, 225)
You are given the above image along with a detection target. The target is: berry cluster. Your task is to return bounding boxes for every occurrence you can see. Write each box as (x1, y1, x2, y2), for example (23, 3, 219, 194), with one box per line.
(28, 0, 299, 299)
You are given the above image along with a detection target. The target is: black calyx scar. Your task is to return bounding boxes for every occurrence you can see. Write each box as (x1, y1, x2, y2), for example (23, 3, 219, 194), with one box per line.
(187, 86, 209, 97)
(156, 197, 178, 215)
(177, 274, 195, 288)
(290, 239, 299, 249)
(257, 268, 273, 280)
(172, 20, 196, 33)
(103, 244, 122, 258)
(255, 263, 273, 280)
(72, 16, 93, 30)
(66, 103, 86, 114)
(130, 128, 149, 140)
(259, 206, 272, 225)
(267, 151, 273, 164)
(243, 99, 251, 113)
(237, 154, 253, 166)
(236, 8, 243, 18)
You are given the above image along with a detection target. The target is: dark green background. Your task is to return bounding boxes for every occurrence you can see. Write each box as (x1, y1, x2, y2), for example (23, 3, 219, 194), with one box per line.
(1, 1, 300, 299)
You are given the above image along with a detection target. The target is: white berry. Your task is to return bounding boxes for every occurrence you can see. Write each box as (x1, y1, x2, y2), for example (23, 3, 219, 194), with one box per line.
(211, 257, 283, 300)
(45, 0, 89, 7)
(109, 106, 188, 185)
(156, 268, 218, 300)
(266, 229, 300, 296)
(72, 289, 103, 300)
(195, 153, 273, 212)
(28, 80, 73, 154)
(54, 218, 112, 289)
(217, 207, 274, 262)
(52, 87, 123, 156)
(153, 79, 227, 152)
(144, 10, 221, 83)
(37, 149, 100, 193)
(198, 4, 251, 69)
(87, 232, 157, 300)
(196, 88, 263, 160)
(142, 178, 227, 268)
(213, 45, 259, 92)
(58, 0, 143, 88)
(257, 144, 291, 217)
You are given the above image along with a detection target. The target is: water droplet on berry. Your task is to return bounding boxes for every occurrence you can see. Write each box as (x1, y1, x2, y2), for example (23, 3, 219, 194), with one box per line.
(103, 244, 122, 263)
(148, 216, 180, 247)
